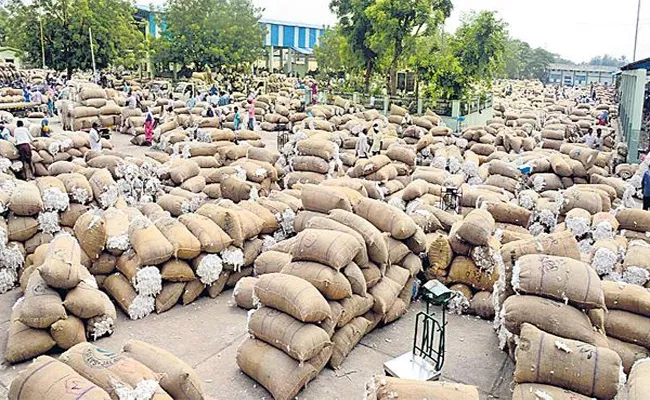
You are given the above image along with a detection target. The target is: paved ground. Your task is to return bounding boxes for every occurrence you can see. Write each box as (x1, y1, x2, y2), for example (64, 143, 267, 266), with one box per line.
(0, 118, 514, 399)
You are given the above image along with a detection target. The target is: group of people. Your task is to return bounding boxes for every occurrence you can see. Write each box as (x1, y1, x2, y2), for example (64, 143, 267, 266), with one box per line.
(354, 123, 383, 159)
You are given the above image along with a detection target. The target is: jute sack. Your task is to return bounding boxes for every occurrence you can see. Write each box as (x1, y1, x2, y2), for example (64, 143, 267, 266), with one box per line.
(467, 291, 494, 320)
(514, 323, 622, 399)
(329, 316, 371, 368)
(236, 337, 330, 400)
(233, 276, 258, 309)
(8, 356, 111, 400)
(604, 309, 650, 348)
(64, 281, 113, 319)
(74, 211, 106, 260)
(196, 204, 262, 247)
(623, 242, 650, 271)
(338, 294, 374, 327)
(354, 197, 417, 240)
(60, 343, 172, 400)
(305, 217, 369, 266)
(328, 209, 389, 265)
(628, 359, 650, 400)
(503, 295, 609, 348)
(292, 155, 330, 173)
(4, 309, 56, 364)
(238, 200, 279, 234)
(500, 231, 580, 290)
(88, 169, 118, 208)
(292, 229, 362, 271)
(511, 384, 594, 400)
(17, 272, 66, 328)
(301, 184, 353, 214)
(343, 262, 367, 296)
(156, 282, 185, 313)
(561, 189, 603, 215)
(9, 182, 43, 216)
(50, 315, 86, 350)
(169, 159, 200, 185)
(58, 173, 93, 204)
(369, 277, 403, 314)
(38, 234, 82, 289)
(156, 194, 190, 217)
(602, 281, 650, 317)
(592, 211, 620, 230)
(254, 250, 292, 275)
(549, 153, 572, 177)
(182, 279, 205, 305)
(402, 179, 430, 202)
(161, 259, 196, 282)
(296, 139, 337, 160)
(248, 307, 331, 362)
(456, 209, 495, 246)
(387, 237, 410, 265)
(129, 217, 174, 265)
(366, 376, 479, 400)
(154, 216, 201, 260)
(294, 210, 327, 232)
(255, 273, 331, 322)
(607, 337, 649, 374)
(616, 209, 650, 232)
(514, 254, 605, 309)
(221, 177, 256, 203)
(103, 207, 129, 254)
(424, 232, 453, 278)
(447, 256, 498, 291)
(7, 215, 39, 241)
(178, 213, 232, 253)
(484, 202, 531, 228)
(123, 339, 206, 400)
(102, 272, 151, 320)
(282, 261, 353, 300)
(348, 155, 392, 178)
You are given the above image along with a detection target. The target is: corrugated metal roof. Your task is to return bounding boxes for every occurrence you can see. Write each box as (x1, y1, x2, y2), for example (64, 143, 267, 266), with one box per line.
(621, 57, 650, 71)
(548, 63, 619, 73)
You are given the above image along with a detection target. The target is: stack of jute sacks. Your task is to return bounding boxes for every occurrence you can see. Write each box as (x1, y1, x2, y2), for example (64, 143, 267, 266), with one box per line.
(237, 186, 423, 400)
(283, 136, 341, 188)
(8, 340, 206, 400)
(68, 85, 117, 131)
(5, 234, 117, 364)
(0, 131, 113, 178)
(365, 376, 480, 400)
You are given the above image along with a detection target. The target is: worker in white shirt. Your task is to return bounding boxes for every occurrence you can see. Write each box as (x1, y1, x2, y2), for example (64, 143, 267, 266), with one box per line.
(127, 90, 137, 109)
(13, 120, 35, 180)
(89, 122, 102, 151)
(584, 127, 595, 148)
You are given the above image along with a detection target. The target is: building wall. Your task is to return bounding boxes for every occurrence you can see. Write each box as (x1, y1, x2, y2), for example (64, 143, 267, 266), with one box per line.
(0, 49, 21, 69)
(547, 67, 614, 86)
(261, 20, 325, 49)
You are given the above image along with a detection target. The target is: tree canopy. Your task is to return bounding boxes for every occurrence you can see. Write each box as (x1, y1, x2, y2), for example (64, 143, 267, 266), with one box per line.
(3, 0, 146, 77)
(503, 39, 555, 81)
(153, 0, 264, 71)
(588, 54, 628, 67)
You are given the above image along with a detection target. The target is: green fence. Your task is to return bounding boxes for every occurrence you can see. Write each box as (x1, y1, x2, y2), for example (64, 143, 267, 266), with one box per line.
(618, 69, 646, 163)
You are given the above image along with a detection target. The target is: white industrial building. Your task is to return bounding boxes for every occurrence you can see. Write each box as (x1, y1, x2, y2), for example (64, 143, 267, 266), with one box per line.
(546, 63, 618, 86)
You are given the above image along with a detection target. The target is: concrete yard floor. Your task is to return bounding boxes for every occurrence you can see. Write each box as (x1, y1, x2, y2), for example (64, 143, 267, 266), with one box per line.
(0, 120, 514, 399)
(0, 287, 513, 399)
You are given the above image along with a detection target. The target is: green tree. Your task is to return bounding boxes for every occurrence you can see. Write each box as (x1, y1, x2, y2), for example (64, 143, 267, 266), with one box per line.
(330, 0, 379, 91)
(4, 0, 145, 77)
(589, 54, 626, 67)
(502, 38, 554, 81)
(314, 26, 360, 73)
(364, 0, 452, 95)
(156, 0, 264, 71)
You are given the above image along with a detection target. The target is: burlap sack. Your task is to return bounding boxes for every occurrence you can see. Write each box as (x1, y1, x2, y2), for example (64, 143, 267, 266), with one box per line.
(178, 213, 232, 253)
(484, 202, 531, 228)
(255, 273, 331, 322)
(248, 307, 331, 362)
(17, 272, 66, 328)
(102, 273, 145, 319)
(60, 343, 172, 399)
(238, 201, 279, 234)
(628, 359, 650, 400)
(296, 139, 337, 160)
(369, 277, 403, 314)
(74, 211, 106, 260)
(624, 242, 650, 271)
(607, 336, 649, 374)
(4, 310, 57, 364)
(328, 209, 389, 265)
(156, 282, 185, 313)
(466, 291, 493, 320)
(362, 264, 382, 288)
(343, 262, 367, 296)
(169, 159, 200, 185)
(305, 217, 369, 266)
(9, 182, 43, 216)
(447, 256, 497, 292)
(561, 189, 603, 215)
(282, 261, 353, 300)
(8, 355, 111, 399)
(456, 209, 495, 246)
(354, 198, 417, 240)
(301, 184, 353, 213)
(236, 337, 330, 400)
(348, 155, 392, 178)
(514, 324, 622, 399)
(6, 215, 35, 242)
(254, 250, 292, 275)
(292, 229, 362, 271)
(50, 315, 86, 350)
(511, 383, 593, 400)
(64, 281, 114, 319)
(232, 276, 257, 309)
(154, 216, 201, 260)
(503, 295, 608, 348)
(514, 254, 605, 309)
(129, 217, 174, 265)
(181, 279, 205, 305)
(123, 339, 206, 400)
(338, 294, 374, 327)
(602, 281, 650, 317)
(329, 317, 371, 368)
(605, 309, 650, 348)
(38, 234, 82, 289)
(616, 209, 650, 233)
(196, 204, 263, 247)
(367, 376, 480, 400)
(160, 259, 196, 282)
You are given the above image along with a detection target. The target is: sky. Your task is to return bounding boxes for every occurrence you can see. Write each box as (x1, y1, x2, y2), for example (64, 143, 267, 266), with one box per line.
(253, 0, 650, 64)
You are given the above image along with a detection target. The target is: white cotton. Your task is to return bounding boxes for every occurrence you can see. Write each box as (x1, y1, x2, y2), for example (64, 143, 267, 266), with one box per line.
(448, 157, 461, 174)
(88, 316, 114, 341)
(446, 291, 470, 315)
(42, 187, 70, 212)
(467, 176, 484, 186)
(532, 390, 555, 400)
(456, 138, 468, 149)
(127, 294, 155, 320)
(107, 234, 130, 252)
(518, 194, 534, 210)
(592, 248, 618, 276)
(196, 254, 224, 285)
(623, 184, 637, 208)
(566, 217, 590, 238)
(0, 243, 24, 271)
(71, 188, 90, 204)
(260, 235, 277, 253)
(98, 185, 119, 208)
(249, 186, 259, 200)
(532, 176, 546, 192)
(471, 245, 498, 274)
(37, 211, 61, 234)
(621, 267, 650, 286)
(221, 246, 244, 272)
(461, 160, 478, 177)
(432, 157, 447, 169)
(132, 266, 162, 297)
(592, 221, 615, 241)
(278, 208, 296, 235)
(512, 260, 522, 292)
(10, 161, 22, 171)
(529, 222, 545, 236)
(387, 197, 405, 211)
(578, 239, 594, 255)
(115, 379, 161, 400)
(0, 267, 17, 294)
(0, 157, 11, 173)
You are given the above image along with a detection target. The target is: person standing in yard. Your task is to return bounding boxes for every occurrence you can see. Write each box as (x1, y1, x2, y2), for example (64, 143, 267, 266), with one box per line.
(13, 120, 34, 180)
(370, 123, 382, 156)
(233, 106, 242, 132)
(144, 114, 154, 146)
(89, 122, 102, 151)
(355, 127, 369, 158)
(643, 168, 650, 211)
(247, 96, 256, 130)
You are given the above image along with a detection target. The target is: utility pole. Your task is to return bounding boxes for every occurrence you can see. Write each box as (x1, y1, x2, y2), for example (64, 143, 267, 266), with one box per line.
(633, 0, 641, 61)
(89, 27, 97, 82)
(39, 17, 45, 69)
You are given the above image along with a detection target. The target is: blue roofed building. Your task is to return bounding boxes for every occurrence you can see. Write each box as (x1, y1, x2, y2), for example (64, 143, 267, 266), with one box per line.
(259, 18, 327, 75)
